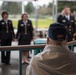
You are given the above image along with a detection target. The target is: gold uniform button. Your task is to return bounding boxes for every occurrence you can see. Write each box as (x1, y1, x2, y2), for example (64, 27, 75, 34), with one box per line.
(69, 29, 71, 31)
(65, 26, 67, 28)
(69, 32, 71, 34)
(69, 26, 71, 28)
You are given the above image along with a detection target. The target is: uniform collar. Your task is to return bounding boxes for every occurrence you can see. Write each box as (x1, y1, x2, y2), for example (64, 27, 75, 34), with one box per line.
(65, 15, 70, 20)
(23, 20, 28, 25)
(2, 19, 8, 22)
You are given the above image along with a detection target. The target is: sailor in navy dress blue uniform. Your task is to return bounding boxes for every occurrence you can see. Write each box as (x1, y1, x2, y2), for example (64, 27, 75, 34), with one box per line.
(16, 19, 33, 45)
(57, 6, 75, 42)
(0, 11, 15, 65)
(16, 13, 33, 64)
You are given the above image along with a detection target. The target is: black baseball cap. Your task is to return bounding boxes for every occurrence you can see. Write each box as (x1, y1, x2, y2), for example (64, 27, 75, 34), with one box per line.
(48, 22, 68, 41)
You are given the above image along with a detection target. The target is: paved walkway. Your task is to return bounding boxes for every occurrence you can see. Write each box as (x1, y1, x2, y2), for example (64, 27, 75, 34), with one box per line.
(0, 51, 29, 75)
(0, 51, 30, 75)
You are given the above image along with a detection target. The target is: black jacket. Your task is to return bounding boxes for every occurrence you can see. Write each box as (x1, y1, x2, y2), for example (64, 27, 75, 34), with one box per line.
(0, 19, 15, 40)
(16, 19, 33, 41)
(57, 14, 75, 41)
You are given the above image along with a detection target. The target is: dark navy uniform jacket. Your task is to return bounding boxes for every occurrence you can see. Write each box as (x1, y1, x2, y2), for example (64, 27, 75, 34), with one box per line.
(57, 14, 75, 41)
(16, 19, 33, 43)
(0, 19, 15, 40)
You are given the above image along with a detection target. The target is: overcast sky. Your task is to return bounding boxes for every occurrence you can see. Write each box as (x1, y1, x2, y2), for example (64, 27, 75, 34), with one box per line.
(34, 0, 53, 6)
(0, 0, 53, 6)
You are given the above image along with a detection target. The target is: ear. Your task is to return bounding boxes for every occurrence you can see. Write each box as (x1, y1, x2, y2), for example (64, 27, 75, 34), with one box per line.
(46, 37, 49, 44)
(65, 38, 68, 44)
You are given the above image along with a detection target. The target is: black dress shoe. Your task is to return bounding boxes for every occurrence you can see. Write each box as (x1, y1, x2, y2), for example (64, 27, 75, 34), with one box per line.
(6, 63, 11, 65)
(22, 62, 29, 65)
(2, 60, 6, 64)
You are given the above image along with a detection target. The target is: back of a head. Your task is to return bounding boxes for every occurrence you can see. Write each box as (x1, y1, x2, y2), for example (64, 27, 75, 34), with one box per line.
(48, 22, 68, 45)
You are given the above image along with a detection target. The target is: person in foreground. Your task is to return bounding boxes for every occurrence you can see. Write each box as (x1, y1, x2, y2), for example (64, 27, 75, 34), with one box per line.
(26, 22, 76, 75)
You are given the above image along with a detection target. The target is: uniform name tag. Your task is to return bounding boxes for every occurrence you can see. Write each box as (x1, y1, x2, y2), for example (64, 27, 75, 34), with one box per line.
(1, 22, 5, 25)
(62, 20, 66, 22)
(21, 24, 24, 26)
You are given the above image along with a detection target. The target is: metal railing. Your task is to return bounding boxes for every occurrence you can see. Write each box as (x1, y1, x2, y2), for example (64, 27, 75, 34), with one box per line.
(0, 41, 76, 75)
(67, 40, 76, 51)
(0, 44, 46, 75)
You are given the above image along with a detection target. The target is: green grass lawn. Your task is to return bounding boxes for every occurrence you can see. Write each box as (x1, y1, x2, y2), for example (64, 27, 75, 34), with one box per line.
(12, 18, 53, 29)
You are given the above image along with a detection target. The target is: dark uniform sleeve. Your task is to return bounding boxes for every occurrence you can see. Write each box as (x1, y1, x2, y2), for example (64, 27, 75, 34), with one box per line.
(73, 17, 76, 39)
(16, 20, 21, 39)
(0, 21, 1, 39)
(57, 14, 63, 23)
(72, 17, 75, 35)
(74, 20, 76, 34)
(10, 21, 15, 39)
(29, 20, 34, 40)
